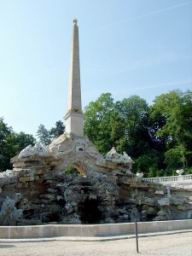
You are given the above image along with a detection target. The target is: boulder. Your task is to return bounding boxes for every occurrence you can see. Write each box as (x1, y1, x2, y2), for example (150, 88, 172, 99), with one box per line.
(18, 143, 49, 158)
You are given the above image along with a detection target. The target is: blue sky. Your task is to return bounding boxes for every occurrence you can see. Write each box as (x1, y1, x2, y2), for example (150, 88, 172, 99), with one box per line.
(0, 0, 191, 135)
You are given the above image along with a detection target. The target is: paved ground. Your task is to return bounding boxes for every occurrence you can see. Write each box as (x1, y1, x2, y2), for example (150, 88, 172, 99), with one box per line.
(0, 232, 191, 256)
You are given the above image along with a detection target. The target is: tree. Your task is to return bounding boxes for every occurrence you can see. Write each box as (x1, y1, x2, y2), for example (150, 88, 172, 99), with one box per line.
(84, 93, 115, 153)
(36, 120, 65, 145)
(36, 124, 51, 145)
(12, 132, 35, 151)
(150, 90, 192, 169)
(0, 118, 13, 171)
(0, 118, 35, 171)
(50, 121, 65, 138)
(84, 93, 151, 156)
(150, 91, 181, 145)
(164, 146, 186, 174)
(84, 90, 192, 177)
(113, 96, 150, 156)
(37, 120, 65, 145)
(133, 152, 159, 177)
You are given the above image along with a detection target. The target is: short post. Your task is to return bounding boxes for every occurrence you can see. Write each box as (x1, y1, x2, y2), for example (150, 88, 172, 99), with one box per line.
(131, 208, 139, 253)
(135, 217, 139, 253)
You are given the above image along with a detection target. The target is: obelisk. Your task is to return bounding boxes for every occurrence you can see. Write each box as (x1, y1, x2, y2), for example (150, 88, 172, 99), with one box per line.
(64, 19, 84, 137)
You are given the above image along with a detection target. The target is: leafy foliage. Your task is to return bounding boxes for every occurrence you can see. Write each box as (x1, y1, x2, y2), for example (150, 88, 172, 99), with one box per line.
(0, 119, 64, 171)
(0, 118, 35, 171)
(50, 121, 65, 138)
(37, 120, 65, 145)
(164, 146, 186, 173)
(84, 90, 192, 177)
(150, 90, 192, 169)
(84, 93, 114, 153)
(36, 124, 51, 145)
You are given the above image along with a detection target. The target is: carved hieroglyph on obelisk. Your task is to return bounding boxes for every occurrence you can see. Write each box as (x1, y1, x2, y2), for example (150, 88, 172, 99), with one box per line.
(64, 19, 84, 137)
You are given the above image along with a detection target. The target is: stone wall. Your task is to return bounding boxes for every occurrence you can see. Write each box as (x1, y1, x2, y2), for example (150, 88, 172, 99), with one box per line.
(0, 165, 192, 226)
(0, 219, 191, 239)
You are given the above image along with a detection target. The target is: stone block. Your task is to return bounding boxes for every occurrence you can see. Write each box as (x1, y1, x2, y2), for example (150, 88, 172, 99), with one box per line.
(36, 169, 44, 175)
(19, 176, 34, 183)
(17, 183, 23, 188)
(35, 175, 40, 181)
(158, 197, 170, 206)
(155, 190, 164, 195)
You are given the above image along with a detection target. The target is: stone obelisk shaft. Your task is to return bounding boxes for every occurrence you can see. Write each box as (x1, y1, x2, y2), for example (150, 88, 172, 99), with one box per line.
(64, 19, 84, 137)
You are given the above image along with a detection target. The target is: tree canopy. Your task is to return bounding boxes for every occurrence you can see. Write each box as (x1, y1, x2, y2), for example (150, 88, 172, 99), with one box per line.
(0, 118, 35, 171)
(0, 119, 65, 171)
(36, 120, 65, 145)
(84, 90, 192, 176)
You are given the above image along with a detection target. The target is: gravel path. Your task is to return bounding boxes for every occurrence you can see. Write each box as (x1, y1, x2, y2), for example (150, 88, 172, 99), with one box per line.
(0, 232, 191, 256)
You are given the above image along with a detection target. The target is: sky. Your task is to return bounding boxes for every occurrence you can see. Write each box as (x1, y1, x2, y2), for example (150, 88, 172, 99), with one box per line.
(0, 0, 192, 135)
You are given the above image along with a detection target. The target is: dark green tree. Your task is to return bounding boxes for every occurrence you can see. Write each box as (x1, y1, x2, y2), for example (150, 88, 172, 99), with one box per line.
(84, 94, 151, 156)
(0, 118, 12, 171)
(150, 90, 192, 170)
(84, 90, 192, 177)
(164, 145, 186, 174)
(37, 120, 65, 145)
(113, 96, 150, 157)
(50, 120, 65, 138)
(36, 124, 51, 145)
(84, 93, 115, 153)
(0, 118, 35, 171)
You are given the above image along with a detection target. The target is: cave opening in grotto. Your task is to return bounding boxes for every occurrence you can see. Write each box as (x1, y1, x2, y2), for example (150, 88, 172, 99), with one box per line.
(78, 198, 103, 224)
